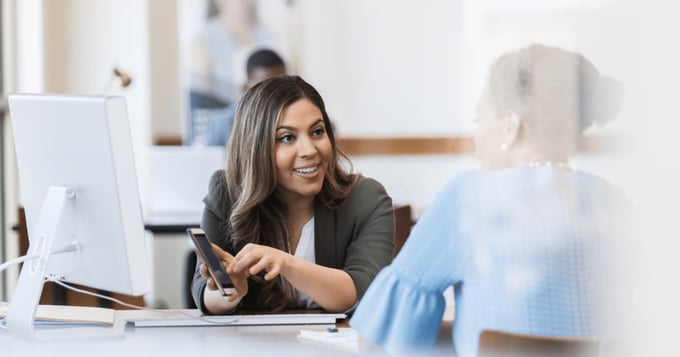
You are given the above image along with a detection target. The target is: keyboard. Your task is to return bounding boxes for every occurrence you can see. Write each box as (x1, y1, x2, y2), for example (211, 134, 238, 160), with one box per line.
(127, 313, 346, 327)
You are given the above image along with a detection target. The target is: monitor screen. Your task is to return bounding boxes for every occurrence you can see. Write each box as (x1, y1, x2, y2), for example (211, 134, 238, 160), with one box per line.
(6, 94, 152, 335)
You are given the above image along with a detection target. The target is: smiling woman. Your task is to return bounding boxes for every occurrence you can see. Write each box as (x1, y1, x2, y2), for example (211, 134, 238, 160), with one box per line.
(191, 75, 395, 314)
(274, 99, 333, 203)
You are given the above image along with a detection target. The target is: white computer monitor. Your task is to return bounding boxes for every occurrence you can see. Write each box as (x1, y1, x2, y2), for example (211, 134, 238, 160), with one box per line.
(6, 94, 152, 337)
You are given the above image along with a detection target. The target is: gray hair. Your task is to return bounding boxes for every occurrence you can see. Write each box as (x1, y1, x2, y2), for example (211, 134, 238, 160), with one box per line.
(486, 44, 624, 142)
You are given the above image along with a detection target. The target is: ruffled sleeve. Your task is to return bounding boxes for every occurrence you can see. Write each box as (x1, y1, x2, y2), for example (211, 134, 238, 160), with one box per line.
(350, 176, 466, 355)
(350, 267, 446, 355)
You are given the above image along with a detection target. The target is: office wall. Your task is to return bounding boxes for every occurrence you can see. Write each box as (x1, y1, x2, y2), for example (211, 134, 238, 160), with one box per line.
(42, 0, 151, 147)
(1, 0, 39, 300)
(40, 0, 154, 215)
(170, 0, 464, 139)
(148, 0, 182, 141)
(626, 2, 680, 354)
(295, 0, 462, 137)
(165, 1, 634, 139)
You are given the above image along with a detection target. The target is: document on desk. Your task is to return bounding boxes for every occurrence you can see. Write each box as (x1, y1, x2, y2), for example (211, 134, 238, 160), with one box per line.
(127, 313, 346, 328)
(0, 304, 115, 326)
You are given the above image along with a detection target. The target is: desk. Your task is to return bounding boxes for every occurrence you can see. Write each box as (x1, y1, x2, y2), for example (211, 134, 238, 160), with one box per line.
(1, 309, 455, 356)
(1, 310, 353, 356)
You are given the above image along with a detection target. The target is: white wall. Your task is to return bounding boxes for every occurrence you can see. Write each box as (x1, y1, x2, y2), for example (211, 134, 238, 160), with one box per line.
(622, 1, 680, 354)
(148, 0, 182, 141)
(296, 0, 462, 137)
(41, 0, 151, 160)
(2, 0, 46, 300)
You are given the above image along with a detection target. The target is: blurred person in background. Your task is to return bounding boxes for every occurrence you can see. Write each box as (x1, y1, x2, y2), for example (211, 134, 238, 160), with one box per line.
(204, 48, 287, 146)
(187, 0, 277, 144)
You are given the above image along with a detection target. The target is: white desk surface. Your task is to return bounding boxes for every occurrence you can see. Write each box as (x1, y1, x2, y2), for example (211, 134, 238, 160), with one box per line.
(0, 309, 384, 356)
(1, 309, 457, 356)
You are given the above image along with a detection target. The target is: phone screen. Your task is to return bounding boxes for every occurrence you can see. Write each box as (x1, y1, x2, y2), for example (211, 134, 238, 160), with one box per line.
(187, 228, 234, 296)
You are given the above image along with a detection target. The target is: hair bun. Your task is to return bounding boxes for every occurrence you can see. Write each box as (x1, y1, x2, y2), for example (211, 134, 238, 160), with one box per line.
(579, 74, 625, 132)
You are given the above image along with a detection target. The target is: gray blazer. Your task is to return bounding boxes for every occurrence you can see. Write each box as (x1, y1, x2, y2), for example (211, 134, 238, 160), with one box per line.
(191, 170, 395, 312)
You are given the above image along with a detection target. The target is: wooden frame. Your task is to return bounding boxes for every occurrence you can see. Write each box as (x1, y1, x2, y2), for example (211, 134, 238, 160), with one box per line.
(337, 137, 474, 156)
(155, 134, 626, 156)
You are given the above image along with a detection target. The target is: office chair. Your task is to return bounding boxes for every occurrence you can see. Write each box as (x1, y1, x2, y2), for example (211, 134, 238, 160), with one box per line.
(392, 204, 413, 257)
(477, 329, 602, 357)
(184, 250, 198, 309)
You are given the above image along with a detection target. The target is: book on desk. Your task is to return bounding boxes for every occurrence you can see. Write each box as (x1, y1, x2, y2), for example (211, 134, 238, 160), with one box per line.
(0, 304, 115, 326)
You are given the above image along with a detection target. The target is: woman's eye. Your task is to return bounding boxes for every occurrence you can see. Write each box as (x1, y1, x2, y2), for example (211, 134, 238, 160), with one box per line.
(278, 134, 295, 143)
(312, 127, 326, 137)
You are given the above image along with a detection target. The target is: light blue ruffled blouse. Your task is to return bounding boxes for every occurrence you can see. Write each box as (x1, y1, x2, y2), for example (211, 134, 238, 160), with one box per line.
(351, 167, 629, 356)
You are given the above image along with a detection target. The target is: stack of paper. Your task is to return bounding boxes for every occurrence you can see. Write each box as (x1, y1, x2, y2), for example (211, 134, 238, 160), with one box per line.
(0, 304, 115, 325)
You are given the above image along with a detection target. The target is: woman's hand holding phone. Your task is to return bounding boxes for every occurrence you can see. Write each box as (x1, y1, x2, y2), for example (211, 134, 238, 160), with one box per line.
(201, 244, 249, 302)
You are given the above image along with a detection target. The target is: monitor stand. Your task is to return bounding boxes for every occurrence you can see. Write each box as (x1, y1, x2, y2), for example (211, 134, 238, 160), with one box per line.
(5, 186, 122, 340)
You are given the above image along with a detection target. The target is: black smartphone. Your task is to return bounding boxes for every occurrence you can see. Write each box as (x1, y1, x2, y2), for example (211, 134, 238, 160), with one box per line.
(187, 228, 234, 296)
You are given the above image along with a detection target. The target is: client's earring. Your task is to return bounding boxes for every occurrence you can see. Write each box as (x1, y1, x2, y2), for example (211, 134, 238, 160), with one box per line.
(500, 143, 509, 151)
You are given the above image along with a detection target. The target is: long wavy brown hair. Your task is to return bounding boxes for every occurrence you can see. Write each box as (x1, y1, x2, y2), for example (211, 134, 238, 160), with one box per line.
(222, 75, 358, 311)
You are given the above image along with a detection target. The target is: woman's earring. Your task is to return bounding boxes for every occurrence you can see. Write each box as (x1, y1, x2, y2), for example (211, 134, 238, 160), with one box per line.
(500, 143, 509, 151)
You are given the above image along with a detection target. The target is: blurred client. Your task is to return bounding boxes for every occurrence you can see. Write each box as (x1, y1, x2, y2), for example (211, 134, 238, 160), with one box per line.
(351, 44, 631, 356)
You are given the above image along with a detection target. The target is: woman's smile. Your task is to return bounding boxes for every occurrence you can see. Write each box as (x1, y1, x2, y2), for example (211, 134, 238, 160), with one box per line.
(275, 98, 332, 201)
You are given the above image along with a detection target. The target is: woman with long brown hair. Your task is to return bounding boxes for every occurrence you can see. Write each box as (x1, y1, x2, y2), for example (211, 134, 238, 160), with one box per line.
(191, 75, 395, 313)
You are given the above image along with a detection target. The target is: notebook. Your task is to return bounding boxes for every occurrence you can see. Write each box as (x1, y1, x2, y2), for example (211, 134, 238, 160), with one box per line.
(0, 304, 115, 326)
